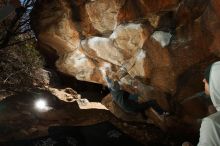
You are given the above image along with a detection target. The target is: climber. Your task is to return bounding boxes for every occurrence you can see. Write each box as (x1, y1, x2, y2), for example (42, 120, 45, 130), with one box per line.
(197, 61, 220, 146)
(182, 61, 220, 146)
(104, 74, 169, 116)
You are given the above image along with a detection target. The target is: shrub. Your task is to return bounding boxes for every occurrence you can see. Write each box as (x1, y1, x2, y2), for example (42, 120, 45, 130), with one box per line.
(0, 40, 45, 91)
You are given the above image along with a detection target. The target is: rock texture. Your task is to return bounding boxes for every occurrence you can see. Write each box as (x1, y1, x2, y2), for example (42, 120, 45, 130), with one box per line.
(0, 90, 172, 145)
(31, 0, 220, 137)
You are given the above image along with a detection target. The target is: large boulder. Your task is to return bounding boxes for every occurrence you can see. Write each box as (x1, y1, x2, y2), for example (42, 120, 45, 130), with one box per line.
(31, 0, 220, 137)
(85, 0, 125, 34)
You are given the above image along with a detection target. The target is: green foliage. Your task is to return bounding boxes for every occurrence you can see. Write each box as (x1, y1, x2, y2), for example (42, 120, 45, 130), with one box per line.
(0, 40, 45, 91)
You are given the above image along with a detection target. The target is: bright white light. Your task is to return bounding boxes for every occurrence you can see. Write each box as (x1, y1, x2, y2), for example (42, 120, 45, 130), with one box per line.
(35, 99, 48, 111)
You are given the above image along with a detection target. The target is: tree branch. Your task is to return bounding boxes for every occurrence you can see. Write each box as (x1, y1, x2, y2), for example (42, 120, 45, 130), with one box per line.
(0, 7, 27, 49)
(15, 28, 32, 35)
(0, 0, 36, 49)
(1, 37, 35, 49)
(3, 68, 25, 84)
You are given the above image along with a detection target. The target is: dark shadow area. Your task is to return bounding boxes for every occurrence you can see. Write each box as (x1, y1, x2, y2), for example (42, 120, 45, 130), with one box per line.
(0, 122, 144, 146)
(57, 72, 109, 102)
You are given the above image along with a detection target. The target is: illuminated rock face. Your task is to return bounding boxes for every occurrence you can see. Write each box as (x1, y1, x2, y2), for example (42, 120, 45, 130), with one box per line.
(31, 0, 219, 130)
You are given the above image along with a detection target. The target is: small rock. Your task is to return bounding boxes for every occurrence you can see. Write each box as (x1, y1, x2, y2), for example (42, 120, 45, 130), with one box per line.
(28, 127, 38, 134)
(20, 129, 29, 136)
(123, 122, 128, 127)
(21, 111, 32, 116)
(151, 31, 172, 47)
